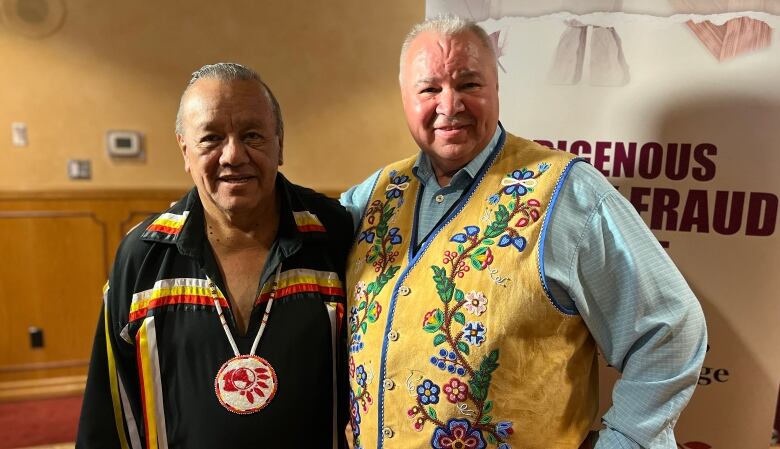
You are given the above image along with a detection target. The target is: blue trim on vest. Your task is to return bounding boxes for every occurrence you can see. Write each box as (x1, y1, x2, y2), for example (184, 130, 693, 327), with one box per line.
(538, 157, 586, 316)
(375, 128, 507, 448)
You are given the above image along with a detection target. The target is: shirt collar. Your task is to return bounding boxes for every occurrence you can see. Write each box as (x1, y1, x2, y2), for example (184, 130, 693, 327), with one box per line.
(412, 124, 503, 187)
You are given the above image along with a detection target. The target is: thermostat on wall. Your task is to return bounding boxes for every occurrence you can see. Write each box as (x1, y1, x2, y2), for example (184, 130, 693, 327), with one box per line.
(106, 130, 143, 158)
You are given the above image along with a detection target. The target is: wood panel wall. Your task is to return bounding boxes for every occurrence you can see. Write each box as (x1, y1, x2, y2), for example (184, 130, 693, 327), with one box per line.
(0, 190, 185, 399)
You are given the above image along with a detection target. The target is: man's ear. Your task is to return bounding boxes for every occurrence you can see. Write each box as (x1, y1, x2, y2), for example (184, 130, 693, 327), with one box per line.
(277, 134, 284, 166)
(176, 134, 190, 173)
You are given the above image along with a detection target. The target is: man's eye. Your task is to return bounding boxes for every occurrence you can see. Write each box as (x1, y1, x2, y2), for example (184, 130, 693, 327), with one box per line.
(244, 132, 263, 140)
(199, 135, 221, 143)
(419, 87, 439, 94)
(462, 82, 481, 90)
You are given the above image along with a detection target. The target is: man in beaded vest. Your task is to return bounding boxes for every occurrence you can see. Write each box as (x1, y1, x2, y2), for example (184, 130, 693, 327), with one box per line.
(340, 15, 707, 449)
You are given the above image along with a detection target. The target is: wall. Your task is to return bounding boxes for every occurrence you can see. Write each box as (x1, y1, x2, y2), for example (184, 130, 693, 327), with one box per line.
(0, 190, 183, 399)
(0, 0, 423, 192)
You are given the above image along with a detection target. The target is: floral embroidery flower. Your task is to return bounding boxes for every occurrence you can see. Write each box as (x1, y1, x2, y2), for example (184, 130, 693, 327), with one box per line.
(353, 281, 368, 301)
(350, 332, 364, 353)
(462, 321, 486, 346)
(431, 418, 486, 449)
(416, 379, 440, 405)
(423, 309, 441, 331)
(349, 306, 359, 328)
(450, 225, 480, 244)
(538, 162, 550, 173)
(463, 291, 487, 316)
(498, 234, 526, 252)
(366, 301, 382, 323)
(349, 356, 355, 377)
(350, 390, 361, 436)
(488, 193, 500, 205)
(355, 364, 368, 387)
(443, 377, 469, 403)
(358, 229, 375, 243)
(471, 247, 494, 270)
(388, 227, 402, 244)
(502, 169, 535, 196)
(495, 421, 514, 439)
(386, 174, 410, 199)
(497, 444, 510, 449)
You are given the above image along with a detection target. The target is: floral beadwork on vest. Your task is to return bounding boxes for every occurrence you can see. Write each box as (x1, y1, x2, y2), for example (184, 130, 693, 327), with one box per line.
(407, 163, 550, 448)
(347, 134, 597, 449)
(349, 169, 411, 449)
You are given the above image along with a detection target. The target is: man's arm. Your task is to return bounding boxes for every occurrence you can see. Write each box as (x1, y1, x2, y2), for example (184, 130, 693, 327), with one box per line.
(339, 169, 382, 233)
(543, 162, 707, 449)
(77, 267, 144, 448)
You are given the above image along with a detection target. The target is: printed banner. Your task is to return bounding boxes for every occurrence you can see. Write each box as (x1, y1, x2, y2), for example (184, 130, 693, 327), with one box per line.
(427, 1, 780, 447)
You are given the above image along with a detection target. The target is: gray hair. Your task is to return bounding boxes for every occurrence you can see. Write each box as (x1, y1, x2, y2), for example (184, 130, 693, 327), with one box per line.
(399, 14, 496, 79)
(174, 62, 284, 138)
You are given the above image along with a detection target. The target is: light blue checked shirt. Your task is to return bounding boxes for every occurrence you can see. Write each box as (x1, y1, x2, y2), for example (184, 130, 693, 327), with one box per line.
(340, 126, 707, 449)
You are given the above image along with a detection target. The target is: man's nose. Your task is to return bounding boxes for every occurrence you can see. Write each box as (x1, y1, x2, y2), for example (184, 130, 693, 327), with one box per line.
(436, 88, 465, 117)
(219, 137, 249, 165)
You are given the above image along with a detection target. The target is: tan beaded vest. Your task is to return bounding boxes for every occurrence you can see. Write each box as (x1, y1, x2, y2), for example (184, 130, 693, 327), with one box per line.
(346, 132, 598, 449)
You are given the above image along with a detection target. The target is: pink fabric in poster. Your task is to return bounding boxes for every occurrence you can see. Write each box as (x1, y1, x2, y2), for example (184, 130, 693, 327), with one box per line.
(685, 17, 772, 61)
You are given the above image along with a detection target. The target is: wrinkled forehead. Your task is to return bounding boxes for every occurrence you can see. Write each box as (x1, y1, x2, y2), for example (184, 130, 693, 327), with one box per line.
(403, 31, 493, 80)
(181, 79, 272, 127)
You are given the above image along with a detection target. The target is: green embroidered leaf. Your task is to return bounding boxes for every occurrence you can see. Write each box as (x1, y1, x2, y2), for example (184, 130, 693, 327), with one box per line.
(496, 204, 509, 222)
(383, 204, 395, 217)
(480, 349, 500, 374)
(453, 312, 465, 325)
(386, 265, 401, 279)
(482, 400, 493, 414)
(479, 414, 492, 424)
(508, 200, 516, 212)
(360, 321, 368, 334)
(433, 333, 447, 346)
(366, 282, 375, 294)
(457, 243, 465, 254)
(366, 243, 382, 263)
(482, 238, 495, 245)
(469, 380, 487, 402)
(376, 222, 388, 239)
(454, 289, 464, 303)
(483, 223, 505, 239)
(469, 350, 501, 402)
(456, 340, 470, 355)
(487, 433, 497, 444)
(431, 266, 455, 303)
(373, 265, 400, 296)
(358, 300, 367, 311)
(427, 406, 437, 420)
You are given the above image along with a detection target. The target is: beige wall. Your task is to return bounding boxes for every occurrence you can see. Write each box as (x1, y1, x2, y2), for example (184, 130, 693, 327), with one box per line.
(0, 0, 423, 192)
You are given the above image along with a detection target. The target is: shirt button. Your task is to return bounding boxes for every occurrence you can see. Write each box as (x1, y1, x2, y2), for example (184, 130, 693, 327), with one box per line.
(398, 285, 411, 296)
(388, 330, 399, 341)
(383, 378, 395, 390)
(435, 194, 445, 203)
(382, 426, 394, 438)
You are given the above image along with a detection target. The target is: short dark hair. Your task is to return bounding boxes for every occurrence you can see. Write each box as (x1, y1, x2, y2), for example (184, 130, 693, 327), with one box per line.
(174, 62, 283, 138)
